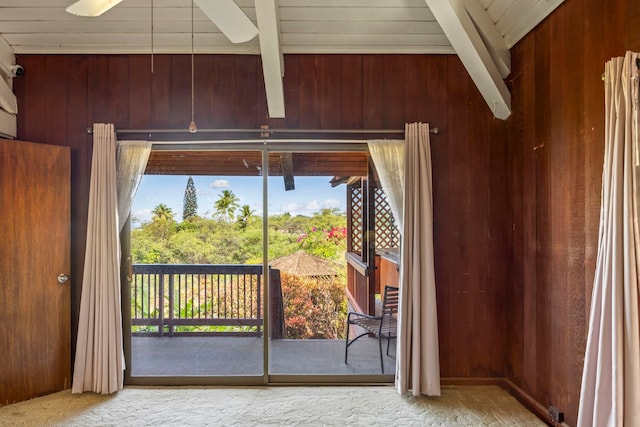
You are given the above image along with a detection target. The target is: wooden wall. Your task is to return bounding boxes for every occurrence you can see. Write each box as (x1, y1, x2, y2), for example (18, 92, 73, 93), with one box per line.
(506, 0, 640, 424)
(11, 0, 640, 423)
(13, 53, 509, 381)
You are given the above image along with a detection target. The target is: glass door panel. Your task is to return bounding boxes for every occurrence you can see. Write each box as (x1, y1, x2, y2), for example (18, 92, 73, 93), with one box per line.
(266, 150, 395, 378)
(126, 150, 265, 380)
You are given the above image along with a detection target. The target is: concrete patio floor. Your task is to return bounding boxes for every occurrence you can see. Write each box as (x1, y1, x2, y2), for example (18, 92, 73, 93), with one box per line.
(130, 336, 396, 377)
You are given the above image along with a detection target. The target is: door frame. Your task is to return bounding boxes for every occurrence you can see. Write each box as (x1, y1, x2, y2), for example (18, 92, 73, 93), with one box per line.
(122, 140, 394, 385)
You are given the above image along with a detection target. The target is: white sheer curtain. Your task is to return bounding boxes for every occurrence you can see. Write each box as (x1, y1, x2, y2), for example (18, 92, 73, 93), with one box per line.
(578, 51, 640, 426)
(368, 139, 405, 230)
(116, 141, 151, 231)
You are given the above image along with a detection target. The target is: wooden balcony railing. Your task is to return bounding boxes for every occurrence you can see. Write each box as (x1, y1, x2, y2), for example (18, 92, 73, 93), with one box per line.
(131, 264, 285, 339)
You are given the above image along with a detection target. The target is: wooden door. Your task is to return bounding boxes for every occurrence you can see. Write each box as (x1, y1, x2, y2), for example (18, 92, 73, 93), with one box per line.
(0, 139, 70, 405)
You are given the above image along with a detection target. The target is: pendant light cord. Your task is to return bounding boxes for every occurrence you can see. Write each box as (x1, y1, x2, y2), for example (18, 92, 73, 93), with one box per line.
(191, 0, 195, 124)
(151, 0, 154, 73)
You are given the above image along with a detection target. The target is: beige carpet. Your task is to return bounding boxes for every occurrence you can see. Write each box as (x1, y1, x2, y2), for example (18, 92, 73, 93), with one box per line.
(0, 385, 544, 426)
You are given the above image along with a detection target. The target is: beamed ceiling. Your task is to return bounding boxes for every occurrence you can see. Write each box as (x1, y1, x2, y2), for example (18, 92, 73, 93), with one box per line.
(0, 0, 564, 173)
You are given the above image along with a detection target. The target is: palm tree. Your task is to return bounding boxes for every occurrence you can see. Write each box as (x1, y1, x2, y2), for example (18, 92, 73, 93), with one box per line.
(237, 204, 255, 229)
(214, 190, 240, 222)
(152, 203, 174, 222)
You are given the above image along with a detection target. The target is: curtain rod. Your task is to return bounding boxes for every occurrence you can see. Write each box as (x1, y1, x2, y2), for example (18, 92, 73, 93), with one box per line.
(86, 127, 440, 135)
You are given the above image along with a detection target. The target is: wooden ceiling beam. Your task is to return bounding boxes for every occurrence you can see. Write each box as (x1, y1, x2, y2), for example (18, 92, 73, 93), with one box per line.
(463, 0, 510, 78)
(281, 152, 295, 190)
(424, 0, 511, 119)
(255, 0, 285, 118)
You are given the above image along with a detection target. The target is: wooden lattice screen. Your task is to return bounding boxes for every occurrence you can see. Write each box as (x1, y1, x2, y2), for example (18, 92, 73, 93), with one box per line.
(374, 187, 400, 249)
(349, 184, 363, 254)
(348, 182, 400, 254)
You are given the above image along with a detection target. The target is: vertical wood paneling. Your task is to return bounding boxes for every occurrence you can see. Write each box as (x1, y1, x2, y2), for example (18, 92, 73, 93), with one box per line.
(445, 56, 474, 377)
(583, 0, 605, 330)
(297, 55, 320, 129)
(381, 55, 405, 129)
(65, 55, 89, 359)
(87, 56, 109, 125)
(282, 55, 300, 129)
(506, 0, 636, 424)
(14, 53, 508, 404)
(20, 56, 48, 143)
(234, 56, 258, 129)
(424, 56, 451, 377)
(170, 55, 190, 130)
(107, 56, 130, 129)
(532, 16, 553, 410)
(150, 55, 171, 129)
(340, 55, 363, 129)
(128, 55, 152, 130)
(213, 55, 236, 128)
(196, 55, 216, 129)
(631, 0, 640, 51)
(362, 55, 384, 128)
(318, 55, 342, 129)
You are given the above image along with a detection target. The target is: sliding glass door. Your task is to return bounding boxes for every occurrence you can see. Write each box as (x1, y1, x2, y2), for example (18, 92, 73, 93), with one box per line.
(125, 149, 266, 383)
(124, 142, 396, 384)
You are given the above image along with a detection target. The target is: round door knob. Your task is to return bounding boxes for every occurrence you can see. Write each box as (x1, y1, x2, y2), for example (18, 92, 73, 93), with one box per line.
(57, 274, 69, 283)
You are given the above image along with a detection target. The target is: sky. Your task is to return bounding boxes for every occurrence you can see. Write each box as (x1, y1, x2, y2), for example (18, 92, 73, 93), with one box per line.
(131, 175, 346, 224)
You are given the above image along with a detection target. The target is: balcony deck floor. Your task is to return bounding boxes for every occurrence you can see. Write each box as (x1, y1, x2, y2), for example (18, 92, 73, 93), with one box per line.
(131, 336, 396, 377)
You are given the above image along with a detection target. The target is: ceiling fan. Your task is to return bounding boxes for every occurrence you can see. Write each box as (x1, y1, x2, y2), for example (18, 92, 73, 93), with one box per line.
(65, 0, 259, 44)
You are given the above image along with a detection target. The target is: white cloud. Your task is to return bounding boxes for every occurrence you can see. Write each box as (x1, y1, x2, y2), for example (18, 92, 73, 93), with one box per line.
(323, 199, 341, 209)
(282, 202, 301, 212)
(305, 200, 320, 211)
(210, 179, 230, 189)
(131, 208, 153, 224)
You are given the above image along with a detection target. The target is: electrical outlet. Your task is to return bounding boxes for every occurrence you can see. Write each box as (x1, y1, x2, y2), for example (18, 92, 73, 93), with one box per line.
(548, 406, 564, 423)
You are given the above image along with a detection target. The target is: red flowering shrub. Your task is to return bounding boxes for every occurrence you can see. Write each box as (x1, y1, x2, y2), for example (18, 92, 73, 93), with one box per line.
(280, 272, 347, 339)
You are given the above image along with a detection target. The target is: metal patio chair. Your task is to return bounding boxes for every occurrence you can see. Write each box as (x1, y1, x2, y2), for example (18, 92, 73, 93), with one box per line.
(344, 285, 399, 373)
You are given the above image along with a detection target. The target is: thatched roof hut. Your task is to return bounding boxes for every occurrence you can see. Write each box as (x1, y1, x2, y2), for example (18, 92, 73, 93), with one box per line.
(270, 251, 337, 277)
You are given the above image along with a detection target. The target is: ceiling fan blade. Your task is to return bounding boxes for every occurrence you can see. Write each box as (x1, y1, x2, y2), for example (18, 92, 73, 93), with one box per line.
(193, 0, 259, 44)
(65, 0, 125, 17)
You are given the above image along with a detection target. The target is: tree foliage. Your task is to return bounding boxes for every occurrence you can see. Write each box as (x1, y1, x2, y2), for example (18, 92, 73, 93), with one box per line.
(214, 189, 240, 222)
(131, 207, 349, 339)
(182, 176, 198, 220)
(132, 208, 347, 266)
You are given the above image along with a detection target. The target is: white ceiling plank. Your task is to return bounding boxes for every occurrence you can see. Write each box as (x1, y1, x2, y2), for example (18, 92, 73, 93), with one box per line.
(278, 0, 426, 6)
(485, 0, 511, 23)
(278, 7, 435, 22)
(463, 0, 510, 78)
(424, 0, 511, 119)
(280, 20, 444, 35)
(255, 0, 285, 118)
(282, 33, 451, 47)
(282, 45, 456, 54)
(502, 0, 564, 48)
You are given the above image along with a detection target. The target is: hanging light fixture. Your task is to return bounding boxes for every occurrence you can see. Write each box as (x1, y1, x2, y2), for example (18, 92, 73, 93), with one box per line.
(188, 0, 197, 133)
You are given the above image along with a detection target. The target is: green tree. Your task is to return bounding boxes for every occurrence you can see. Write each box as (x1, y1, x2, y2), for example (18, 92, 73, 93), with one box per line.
(182, 176, 198, 220)
(237, 204, 255, 229)
(214, 189, 240, 221)
(152, 203, 174, 221)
